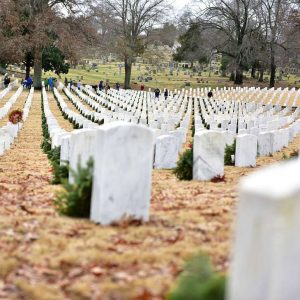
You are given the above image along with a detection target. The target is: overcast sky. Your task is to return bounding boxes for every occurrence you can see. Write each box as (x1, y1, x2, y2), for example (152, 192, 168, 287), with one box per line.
(172, 0, 191, 10)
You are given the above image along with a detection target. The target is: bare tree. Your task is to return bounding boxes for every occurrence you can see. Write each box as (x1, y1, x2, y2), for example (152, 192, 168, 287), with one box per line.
(97, 0, 168, 89)
(197, 0, 260, 85)
(256, 0, 296, 87)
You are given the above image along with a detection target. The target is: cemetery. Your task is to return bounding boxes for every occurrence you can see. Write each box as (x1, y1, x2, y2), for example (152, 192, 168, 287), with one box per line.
(1, 0, 300, 299)
(0, 77, 299, 299)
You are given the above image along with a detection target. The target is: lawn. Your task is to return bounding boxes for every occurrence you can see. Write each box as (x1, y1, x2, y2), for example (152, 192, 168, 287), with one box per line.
(9, 62, 300, 91)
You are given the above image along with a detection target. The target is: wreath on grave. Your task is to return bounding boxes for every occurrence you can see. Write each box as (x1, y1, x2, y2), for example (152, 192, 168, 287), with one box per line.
(9, 109, 23, 124)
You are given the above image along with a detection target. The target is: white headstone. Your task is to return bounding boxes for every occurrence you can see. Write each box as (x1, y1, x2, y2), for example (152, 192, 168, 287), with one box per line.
(69, 129, 97, 183)
(193, 131, 225, 181)
(154, 135, 179, 169)
(235, 134, 257, 167)
(90, 122, 154, 225)
(228, 160, 300, 300)
(258, 132, 272, 156)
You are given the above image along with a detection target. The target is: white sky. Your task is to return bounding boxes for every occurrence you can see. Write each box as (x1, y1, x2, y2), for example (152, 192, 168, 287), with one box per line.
(171, 0, 191, 10)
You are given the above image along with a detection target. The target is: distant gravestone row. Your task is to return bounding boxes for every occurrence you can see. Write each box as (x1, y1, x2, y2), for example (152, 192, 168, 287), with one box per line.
(38, 84, 300, 226)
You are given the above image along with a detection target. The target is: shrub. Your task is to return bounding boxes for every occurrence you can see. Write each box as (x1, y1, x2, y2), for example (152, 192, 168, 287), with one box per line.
(174, 146, 193, 180)
(282, 150, 299, 160)
(51, 161, 69, 185)
(224, 140, 236, 166)
(191, 118, 195, 137)
(282, 152, 289, 160)
(55, 158, 93, 218)
(167, 254, 226, 300)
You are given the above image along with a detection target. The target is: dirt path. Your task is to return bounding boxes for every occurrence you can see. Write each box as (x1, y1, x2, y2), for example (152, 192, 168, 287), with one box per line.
(46, 91, 74, 132)
(0, 91, 299, 299)
(0, 91, 54, 217)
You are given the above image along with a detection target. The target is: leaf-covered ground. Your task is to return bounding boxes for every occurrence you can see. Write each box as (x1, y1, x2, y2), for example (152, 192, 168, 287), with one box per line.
(0, 90, 299, 299)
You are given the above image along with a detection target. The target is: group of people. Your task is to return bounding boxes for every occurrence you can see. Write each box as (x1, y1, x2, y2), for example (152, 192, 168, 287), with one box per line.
(98, 80, 120, 93)
(21, 76, 33, 89)
(153, 87, 213, 100)
(154, 88, 169, 100)
(44, 77, 56, 91)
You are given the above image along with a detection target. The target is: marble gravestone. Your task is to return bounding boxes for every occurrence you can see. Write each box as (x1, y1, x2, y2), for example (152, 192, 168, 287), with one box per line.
(235, 134, 257, 167)
(228, 160, 300, 300)
(60, 134, 71, 166)
(154, 135, 179, 169)
(90, 122, 154, 225)
(193, 130, 225, 181)
(257, 132, 272, 156)
(69, 129, 97, 183)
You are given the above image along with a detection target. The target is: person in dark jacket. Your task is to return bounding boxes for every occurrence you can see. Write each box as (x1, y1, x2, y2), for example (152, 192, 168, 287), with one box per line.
(207, 90, 213, 98)
(164, 89, 168, 100)
(116, 82, 120, 91)
(99, 80, 104, 91)
(4, 75, 10, 88)
(26, 76, 33, 89)
(154, 88, 160, 99)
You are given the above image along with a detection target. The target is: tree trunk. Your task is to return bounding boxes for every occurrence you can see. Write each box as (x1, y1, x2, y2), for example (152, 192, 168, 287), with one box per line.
(258, 68, 264, 82)
(25, 55, 31, 79)
(124, 56, 132, 89)
(251, 66, 256, 78)
(234, 66, 243, 85)
(269, 49, 276, 88)
(33, 48, 43, 89)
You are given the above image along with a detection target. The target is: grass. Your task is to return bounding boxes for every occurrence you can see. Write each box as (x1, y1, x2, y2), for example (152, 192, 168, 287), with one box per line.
(8, 62, 300, 90)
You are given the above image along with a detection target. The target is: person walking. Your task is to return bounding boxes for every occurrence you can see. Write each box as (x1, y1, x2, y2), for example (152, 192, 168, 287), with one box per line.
(64, 77, 68, 87)
(98, 80, 104, 91)
(105, 82, 110, 94)
(154, 88, 160, 99)
(115, 82, 120, 91)
(4, 74, 10, 88)
(164, 88, 168, 100)
(141, 84, 145, 91)
(77, 80, 82, 90)
(48, 77, 54, 91)
(26, 76, 33, 89)
(44, 78, 49, 91)
(207, 90, 213, 98)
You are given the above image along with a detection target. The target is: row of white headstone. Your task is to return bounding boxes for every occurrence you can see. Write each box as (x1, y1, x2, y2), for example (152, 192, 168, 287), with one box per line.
(0, 86, 23, 120)
(0, 87, 34, 155)
(74, 85, 191, 133)
(193, 122, 300, 182)
(165, 86, 300, 108)
(54, 86, 300, 178)
(54, 86, 191, 169)
(0, 80, 18, 100)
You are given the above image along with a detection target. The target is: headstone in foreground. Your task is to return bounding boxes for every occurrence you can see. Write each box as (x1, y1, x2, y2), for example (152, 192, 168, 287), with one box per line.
(228, 159, 300, 300)
(90, 122, 154, 225)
